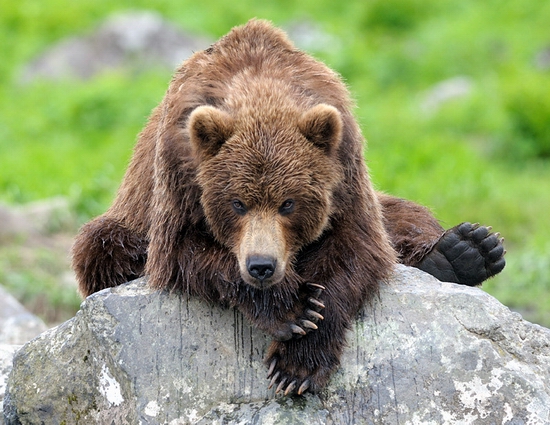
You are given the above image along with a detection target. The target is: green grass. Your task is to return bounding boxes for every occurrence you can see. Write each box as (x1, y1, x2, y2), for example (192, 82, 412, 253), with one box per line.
(0, 235, 82, 324)
(1, 0, 550, 326)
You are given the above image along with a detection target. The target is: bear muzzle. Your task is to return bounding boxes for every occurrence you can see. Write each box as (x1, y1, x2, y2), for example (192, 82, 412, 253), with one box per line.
(237, 212, 288, 289)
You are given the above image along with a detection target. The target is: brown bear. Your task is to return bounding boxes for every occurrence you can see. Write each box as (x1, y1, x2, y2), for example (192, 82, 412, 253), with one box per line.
(72, 19, 505, 395)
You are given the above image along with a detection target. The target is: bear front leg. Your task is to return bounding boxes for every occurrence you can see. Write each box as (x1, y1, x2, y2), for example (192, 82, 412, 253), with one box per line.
(72, 216, 148, 297)
(261, 219, 394, 395)
(379, 194, 506, 285)
(264, 304, 347, 395)
(262, 275, 363, 395)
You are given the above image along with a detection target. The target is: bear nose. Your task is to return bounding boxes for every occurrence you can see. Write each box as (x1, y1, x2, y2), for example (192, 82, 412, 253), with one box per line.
(246, 255, 276, 282)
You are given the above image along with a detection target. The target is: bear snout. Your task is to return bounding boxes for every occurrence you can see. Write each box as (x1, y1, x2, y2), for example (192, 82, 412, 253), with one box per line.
(237, 212, 288, 288)
(246, 255, 277, 282)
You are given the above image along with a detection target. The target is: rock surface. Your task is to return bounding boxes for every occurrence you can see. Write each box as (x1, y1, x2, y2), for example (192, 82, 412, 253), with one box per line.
(4, 265, 550, 424)
(0, 286, 49, 425)
(1, 346, 21, 425)
(0, 286, 48, 346)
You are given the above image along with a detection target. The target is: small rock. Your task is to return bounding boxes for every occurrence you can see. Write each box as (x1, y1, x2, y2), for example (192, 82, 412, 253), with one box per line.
(284, 20, 340, 53)
(0, 286, 48, 345)
(420, 76, 474, 113)
(20, 11, 213, 82)
(0, 197, 74, 240)
(534, 46, 550, 70)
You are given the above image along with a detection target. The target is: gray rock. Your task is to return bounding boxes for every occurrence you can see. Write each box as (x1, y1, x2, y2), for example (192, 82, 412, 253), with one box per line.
(20, 11, 213, 82)
(0, 286, 48, 345)
(0, 287, 48, 425)
(420, 76, 474, 113)
(284, 20, 340, 54)
(0, 197, 75, 240)
(4, 265, 550, 424)
(1, 345, 21, 425)
(534, 46, 550, 71)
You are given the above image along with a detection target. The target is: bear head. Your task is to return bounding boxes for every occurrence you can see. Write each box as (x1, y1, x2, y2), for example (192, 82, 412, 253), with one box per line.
(189, 102, 344, 289)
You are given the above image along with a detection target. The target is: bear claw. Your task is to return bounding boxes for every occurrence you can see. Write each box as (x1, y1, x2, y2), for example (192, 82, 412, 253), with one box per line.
(290, 324, 306, 336)
(308, 297, 325, 309)
(267, 366, 312, 396)
(276, 378, 287, 394)
(267, 359, 277, 377)
(301, 320, 318, 330)
(297, 380, 310, 395)
(306, 283, 325, 298)
(268, 371, 280, 389)
(306, 309, 324, 321)
(284, 380, 297, 395)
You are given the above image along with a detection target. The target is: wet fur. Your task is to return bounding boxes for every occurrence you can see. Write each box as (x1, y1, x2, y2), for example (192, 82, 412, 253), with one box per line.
(72, 20, 504, 394)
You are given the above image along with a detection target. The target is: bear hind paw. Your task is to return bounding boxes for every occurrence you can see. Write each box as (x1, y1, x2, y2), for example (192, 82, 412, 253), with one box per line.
(417, 222, 506, 286)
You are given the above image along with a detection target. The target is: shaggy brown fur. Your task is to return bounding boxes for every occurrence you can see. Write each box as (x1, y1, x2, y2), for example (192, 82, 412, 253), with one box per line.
(72, 20, 505, 395)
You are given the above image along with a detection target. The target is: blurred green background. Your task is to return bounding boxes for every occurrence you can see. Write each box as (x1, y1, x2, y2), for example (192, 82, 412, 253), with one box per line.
(1, 0, 549, 326)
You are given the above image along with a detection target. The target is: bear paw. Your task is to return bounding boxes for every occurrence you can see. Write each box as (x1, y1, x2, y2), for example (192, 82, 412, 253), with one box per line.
(265, 342, 332, 396)
(271, 283, 325, 341)
(417, 222, 505, 286)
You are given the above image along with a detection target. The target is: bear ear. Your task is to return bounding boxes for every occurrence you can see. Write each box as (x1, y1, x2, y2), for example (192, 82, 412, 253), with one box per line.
(298, 104, 343, 155)
(189, 106, 234, 160)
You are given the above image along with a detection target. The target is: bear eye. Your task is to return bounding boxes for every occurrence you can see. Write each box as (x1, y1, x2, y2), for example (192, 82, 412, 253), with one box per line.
(232, 199, 247, 215)
(279, 199, 295, 215)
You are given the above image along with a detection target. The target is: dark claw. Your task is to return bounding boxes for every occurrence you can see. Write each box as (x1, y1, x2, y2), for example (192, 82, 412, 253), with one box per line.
(297, 380, 310, 395)
(306, 309, 324, 321)
(308, 297, 325, 309)
(276, 378, 287, 394)
(306, 283, 325, 291)
(291, 324, 306, 336)
(301, 320, 318, 330)
(267, 359, 277, 378)
(284, 380, 297, 396)
(268, 371, 280, 389)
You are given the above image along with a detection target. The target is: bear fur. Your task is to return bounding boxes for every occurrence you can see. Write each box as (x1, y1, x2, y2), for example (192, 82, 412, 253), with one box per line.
(72, 19, 505, 395)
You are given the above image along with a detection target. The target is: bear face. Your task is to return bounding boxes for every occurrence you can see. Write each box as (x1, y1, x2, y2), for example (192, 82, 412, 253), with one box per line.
(190, 103, 343, 288)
